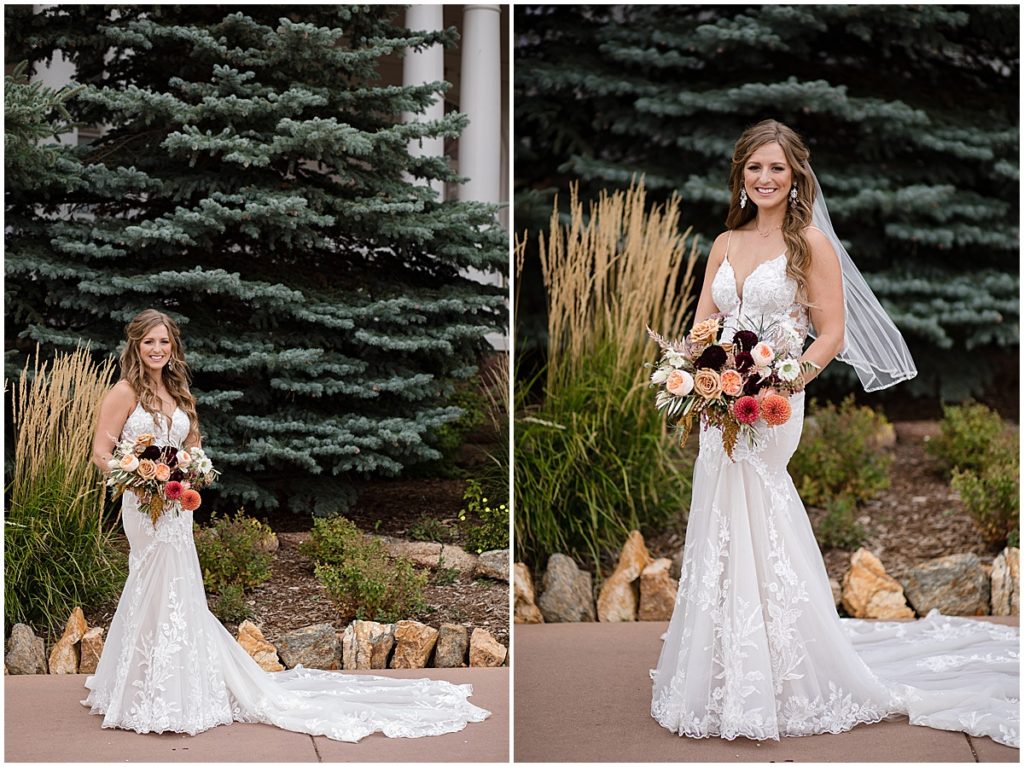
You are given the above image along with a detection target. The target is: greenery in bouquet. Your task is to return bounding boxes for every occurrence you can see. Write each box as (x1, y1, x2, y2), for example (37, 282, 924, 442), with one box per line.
(107, 435, 219, 524)
(648, 315, 819, 458)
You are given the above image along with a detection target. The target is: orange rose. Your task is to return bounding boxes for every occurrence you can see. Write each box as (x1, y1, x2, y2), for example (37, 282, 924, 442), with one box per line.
(693, 369, 722, 400)
(720, 369, 743, 397)
(136, 459, 156, 480)
(154, 463, 171, 482)
(688, 318, 720, 347)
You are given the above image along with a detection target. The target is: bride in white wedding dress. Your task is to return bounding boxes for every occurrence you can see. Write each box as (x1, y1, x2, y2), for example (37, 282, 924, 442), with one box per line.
(650, 120, 1019, 748)
(87, 309, 490, 740)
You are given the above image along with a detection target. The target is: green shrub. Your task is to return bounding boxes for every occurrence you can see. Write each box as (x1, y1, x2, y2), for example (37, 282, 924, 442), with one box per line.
(303, 516, 428, 622)
(6, 347, 128, 637)
(408, 518, 453, 543)
(459, 479, 509, 554)
(813, 495, 867, 551)
(951, 450, 1019, 548)
(193, 509, 274, 622)
(314, 545, 427, 623)
(790, 396, 893, 508)
(927, 401, 1007, 475)
(298, 515, 363, 566)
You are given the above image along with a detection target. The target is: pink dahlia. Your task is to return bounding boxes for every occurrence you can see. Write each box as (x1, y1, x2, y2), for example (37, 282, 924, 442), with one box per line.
(733, 395, 760, 425)
(164, 481, 183, 501)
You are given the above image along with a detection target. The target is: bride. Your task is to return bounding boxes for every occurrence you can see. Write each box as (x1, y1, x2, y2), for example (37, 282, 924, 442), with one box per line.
(650, 120, 1019, 748)
(87, 308, 490, 740)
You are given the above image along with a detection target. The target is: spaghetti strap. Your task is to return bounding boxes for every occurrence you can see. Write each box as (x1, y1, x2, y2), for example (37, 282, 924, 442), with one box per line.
(724, 230, 733, 262)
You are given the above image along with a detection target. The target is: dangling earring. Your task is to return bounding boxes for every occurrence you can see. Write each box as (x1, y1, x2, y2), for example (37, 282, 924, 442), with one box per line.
(789, 185, 798, 204)
(739, 188, 747, 209)
(167, 359, 174, 373)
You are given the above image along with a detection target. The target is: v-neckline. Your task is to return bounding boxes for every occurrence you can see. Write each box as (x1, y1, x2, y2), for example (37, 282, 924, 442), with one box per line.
(135, 400, 180, 422)
(724, 251, 786, 303)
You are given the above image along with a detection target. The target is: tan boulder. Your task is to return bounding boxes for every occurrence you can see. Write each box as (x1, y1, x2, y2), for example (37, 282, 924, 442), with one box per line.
(6, 624, 47, 675)
(48, 607, 89, 675)
(841, 548, 913, 619)
(638, 558, 677, 621)
(390, 620, 438, 669)
(237, 620, 284, 672)
(378, 539, 443, 568)
(434, 624, 469, 667)
(991, 547, 1020, 616)
(537, 554, 595, 622)
(514, 563, 544, 624)
(78, 627, 105, 675)
(438, 544, 479, 575)
(341, 620, 395, 670)
(468, 628, 507, 667)
(597, 530, 652, 622)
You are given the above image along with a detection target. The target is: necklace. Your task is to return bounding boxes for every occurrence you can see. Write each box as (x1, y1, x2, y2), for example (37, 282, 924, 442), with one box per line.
(755, 221, 781, 238)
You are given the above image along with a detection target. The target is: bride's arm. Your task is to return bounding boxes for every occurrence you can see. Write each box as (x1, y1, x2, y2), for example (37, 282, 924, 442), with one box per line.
(692, 232, 728, 325)
(92, 381, 137, 473)
(799, 227, 845, 386)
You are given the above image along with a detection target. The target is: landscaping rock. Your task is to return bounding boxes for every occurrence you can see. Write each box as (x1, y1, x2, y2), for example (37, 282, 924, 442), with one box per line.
(79, 627, 105, 675)
(638, 558, 677, 621)
(341, 620, 394, 670)
(538, 554, 595, 622)
(391, 620, 438, 669)
(6, 624, 47, 675)
(829, 578, 842, 609)
(469, 628, 507, 667)
(434, 624, 469, 667)
(438, 544, 478, 575)
(379, 539, 443, 569)
(274, 623, 340, 670)
(475, 549, 510, 581)
(48, 607, 88, 675)
(904, 553, 990, 616)
(991, 547, 1020, 616)
(841, 548, 914, 619)
(514, 563, 544, 624)
(597, 530, 652, 622)
(237, 621, 284, 672)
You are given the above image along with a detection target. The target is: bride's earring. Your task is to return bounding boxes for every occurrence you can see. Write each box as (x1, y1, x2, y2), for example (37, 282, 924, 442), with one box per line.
(167, 359, 174, 373)
(739, 188, 747, 209)
(789, 185, 798, 204)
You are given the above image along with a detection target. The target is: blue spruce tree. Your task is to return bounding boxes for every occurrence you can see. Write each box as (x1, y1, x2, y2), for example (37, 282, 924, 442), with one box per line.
(6, 6, 507, 514)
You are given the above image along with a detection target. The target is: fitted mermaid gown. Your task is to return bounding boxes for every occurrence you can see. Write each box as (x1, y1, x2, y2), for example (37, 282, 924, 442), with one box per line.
(83, 403, 490, 740)
(649, 250, 1019, 748)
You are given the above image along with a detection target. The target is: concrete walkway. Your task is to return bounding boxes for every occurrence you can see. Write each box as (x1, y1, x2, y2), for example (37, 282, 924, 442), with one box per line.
(6, 667, 507, 762)
(514, 618, 1018, 763)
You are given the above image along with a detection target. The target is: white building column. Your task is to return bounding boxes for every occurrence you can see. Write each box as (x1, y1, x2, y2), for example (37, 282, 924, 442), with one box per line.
(458, 4, 502, 210)
(402, 5, 446, 201)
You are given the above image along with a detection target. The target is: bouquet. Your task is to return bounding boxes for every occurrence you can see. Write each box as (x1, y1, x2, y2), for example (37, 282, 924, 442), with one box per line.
(647, 315, 819, 459)
(107, 433, 219, 524)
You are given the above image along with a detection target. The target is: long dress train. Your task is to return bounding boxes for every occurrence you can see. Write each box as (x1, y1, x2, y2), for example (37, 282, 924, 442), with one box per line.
(83, 403, 490, 741)
(649, 250, 1019, 748)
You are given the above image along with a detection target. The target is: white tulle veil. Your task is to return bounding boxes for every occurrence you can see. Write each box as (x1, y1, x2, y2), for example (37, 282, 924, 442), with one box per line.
(805, 167, 917, 391)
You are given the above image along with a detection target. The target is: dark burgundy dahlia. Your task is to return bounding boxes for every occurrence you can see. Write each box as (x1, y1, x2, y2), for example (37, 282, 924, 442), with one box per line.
(140, 445, 161, 461)
(734, 351, 755, 372)
(694, 344, 728, 370)
(743, 375, 766, 396)
(733, 330, 759, 353)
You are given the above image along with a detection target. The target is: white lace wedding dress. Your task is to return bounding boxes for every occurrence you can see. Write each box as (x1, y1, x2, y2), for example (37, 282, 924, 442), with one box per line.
(650, 250, 1019, 748)
(83, 403, 490, 740)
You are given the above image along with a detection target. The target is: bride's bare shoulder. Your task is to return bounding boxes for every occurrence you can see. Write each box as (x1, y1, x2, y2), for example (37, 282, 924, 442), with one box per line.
(708, 230, 734, 265)
(105, 380, 137, 409)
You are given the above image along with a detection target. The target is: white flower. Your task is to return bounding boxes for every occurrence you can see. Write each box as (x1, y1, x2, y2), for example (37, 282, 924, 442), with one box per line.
(651, 366, 672, 385)
(665, 350, 686, 368)
(107, 457, 120, 471)
(776, 358, 801, 382)
(751, 341, 775, 367)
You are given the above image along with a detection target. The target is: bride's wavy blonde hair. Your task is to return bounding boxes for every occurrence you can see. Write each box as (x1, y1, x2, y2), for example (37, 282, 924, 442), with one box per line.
(724, 119, 815, 302)
(119, 309, 199, 445)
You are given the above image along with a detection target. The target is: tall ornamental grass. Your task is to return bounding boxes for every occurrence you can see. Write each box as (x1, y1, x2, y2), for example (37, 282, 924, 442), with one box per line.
(515, 180, 700, 574)
(6, 346, 127, 637)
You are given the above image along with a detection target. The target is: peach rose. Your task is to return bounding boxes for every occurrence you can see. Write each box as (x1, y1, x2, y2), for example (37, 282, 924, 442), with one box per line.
(133, 433, 155, 454)
(136, 459, 156, 479)
(693, 369, 722, 399)
(154, 463, 171, 482)
(751, 341, 775, 367)
(720, 369, 743, 397)
(176, 450, 192, 468)
(688, 318, 720, 347)
(119, 454, 140, 472)
(666, 369, 695, 397)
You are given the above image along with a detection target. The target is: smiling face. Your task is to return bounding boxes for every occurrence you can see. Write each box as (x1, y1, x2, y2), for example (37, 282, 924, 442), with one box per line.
(743, 141, 793, 213)
(138, 323, 172, 375)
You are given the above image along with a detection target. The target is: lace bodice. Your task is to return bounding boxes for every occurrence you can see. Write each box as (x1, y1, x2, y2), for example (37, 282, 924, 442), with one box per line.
(121, 402, 190, 447)
(711, 250, 809, 346)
